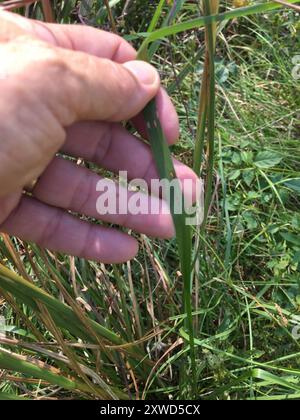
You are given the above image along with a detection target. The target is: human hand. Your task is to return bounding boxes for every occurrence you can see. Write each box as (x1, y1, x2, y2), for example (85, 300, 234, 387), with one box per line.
(0, 11, 197, 263)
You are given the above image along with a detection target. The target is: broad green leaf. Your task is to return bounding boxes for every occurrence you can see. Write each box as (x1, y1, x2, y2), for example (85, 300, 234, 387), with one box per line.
(284, 179, 300, 194)
(243, 169, 255, 186)
(293, 251, 300, 264)
(254, 151, 282, 169)
(243, 212, 258, 230)
(241, 151, 253, 165)
(232, 151, 242, 165)
(280, 232, 300, 247)
(228, 169, 241, 180)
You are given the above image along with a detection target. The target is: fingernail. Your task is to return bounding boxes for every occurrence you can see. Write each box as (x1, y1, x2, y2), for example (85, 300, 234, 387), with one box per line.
(123, 60, 159, 86)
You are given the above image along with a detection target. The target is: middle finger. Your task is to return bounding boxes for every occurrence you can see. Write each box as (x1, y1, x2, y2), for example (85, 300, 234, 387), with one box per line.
(32, 156, 175, 239)
(62, 122, 197, 204)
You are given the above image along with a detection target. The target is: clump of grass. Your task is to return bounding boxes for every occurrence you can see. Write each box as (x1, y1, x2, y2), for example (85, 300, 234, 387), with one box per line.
(0, 0, 299, 400)
(137, 0, 299, 397)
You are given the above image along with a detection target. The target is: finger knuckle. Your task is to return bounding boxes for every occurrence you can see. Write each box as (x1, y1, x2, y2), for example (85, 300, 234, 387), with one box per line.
(38, 209, 63, 248)
(3, 36, 66, 76)
(29, 40, 67, 77)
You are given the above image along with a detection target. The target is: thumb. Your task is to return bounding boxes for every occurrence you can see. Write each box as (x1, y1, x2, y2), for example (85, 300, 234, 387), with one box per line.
(41, 49, 161, 124)
(106, 59, 161, 121)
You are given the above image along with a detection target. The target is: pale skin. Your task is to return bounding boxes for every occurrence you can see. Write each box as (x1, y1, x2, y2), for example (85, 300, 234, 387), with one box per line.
(0, 10, 198, 263)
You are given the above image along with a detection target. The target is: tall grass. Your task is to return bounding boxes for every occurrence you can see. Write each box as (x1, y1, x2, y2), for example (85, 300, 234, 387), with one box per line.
(137, 0, 299, 397)
(0, 0, 299, 400)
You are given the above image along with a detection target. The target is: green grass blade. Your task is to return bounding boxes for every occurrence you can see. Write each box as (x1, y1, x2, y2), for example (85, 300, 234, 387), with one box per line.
(167, 47, 205, 95)
(0, 392, 28, 400)
(143, 0, 187, 61)
(147, 0, 166, 33)
(0, 263, 142, 357)
(138, 0, 299, 57)
(0, 348, 90, 393)
(201, 0, 217, 225)
(142, 99, 196, 395)
(252, 369, 300, 393)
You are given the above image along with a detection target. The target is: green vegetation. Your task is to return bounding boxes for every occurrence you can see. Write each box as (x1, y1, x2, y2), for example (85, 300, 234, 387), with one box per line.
(0, 0, 300, 400)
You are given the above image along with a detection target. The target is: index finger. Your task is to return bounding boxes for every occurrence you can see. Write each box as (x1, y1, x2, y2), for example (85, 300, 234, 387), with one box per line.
(1, 10, 179, 142)
(0, 10, 136, 62)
